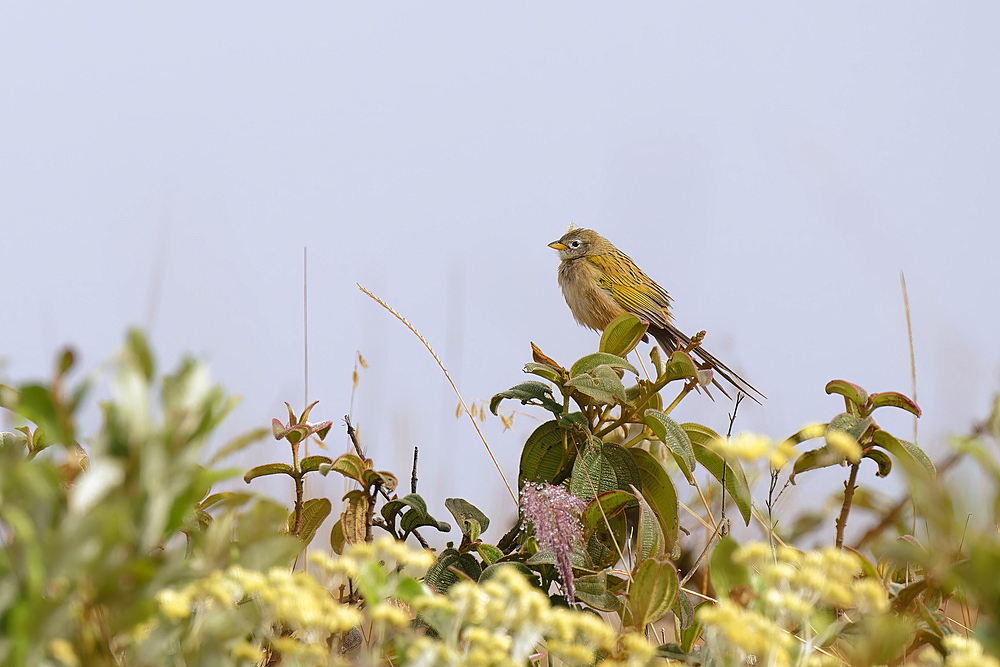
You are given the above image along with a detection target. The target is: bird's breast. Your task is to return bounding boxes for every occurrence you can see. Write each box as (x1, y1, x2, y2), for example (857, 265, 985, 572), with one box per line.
(557, 259, 627, 331)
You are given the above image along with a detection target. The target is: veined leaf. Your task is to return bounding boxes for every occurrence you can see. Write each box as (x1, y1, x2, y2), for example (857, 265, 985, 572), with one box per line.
(872, 430, 936, 478)
(709, 536, 750, 598)
(566, 365, 629, 406)
(600, 313, 648, 357)
(682, 423, 752, 526)
(868, 391, 922, 417)
(644, 410, 696, 476)
(826, 379, 869, 408)
(490, 381, 562, 416)
(570, 438, 642, 504)
(629, 448, 679, 552)
(243, 462, 294, 483)
(629, 556, 678, 630)
(519, 420, 578, 487)
(582, 490, 635, 539)
(570, 352, 638, 378)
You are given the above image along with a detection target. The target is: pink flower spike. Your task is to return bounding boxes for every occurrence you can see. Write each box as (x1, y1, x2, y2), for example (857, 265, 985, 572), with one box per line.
(520, 483, 586, 604)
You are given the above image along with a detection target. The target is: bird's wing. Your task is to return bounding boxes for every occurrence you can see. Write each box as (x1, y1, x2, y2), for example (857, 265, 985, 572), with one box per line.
(585, 253, 673, 328)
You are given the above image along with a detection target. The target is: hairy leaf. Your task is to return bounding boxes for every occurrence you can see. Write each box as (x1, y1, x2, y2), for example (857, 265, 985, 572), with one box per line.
(490, 381, 562, 416)
(629, 556, 678, 629)
(630, 448, 679, 552)
(683, 423, 752, 525)
(599, 313, 648, 357)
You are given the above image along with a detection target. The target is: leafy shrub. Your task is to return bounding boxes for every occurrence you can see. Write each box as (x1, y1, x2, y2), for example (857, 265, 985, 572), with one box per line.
(2, 315, 1000, 666)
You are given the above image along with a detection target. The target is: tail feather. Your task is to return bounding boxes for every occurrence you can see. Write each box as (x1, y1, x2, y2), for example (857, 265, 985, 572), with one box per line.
(649, 324, 764, 404)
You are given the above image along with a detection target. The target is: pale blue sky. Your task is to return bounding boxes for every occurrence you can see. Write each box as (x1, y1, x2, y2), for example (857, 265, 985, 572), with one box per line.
(3, 3, 998, 544)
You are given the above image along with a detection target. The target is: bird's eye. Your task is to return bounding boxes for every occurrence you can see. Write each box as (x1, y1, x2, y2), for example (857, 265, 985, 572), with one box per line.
(570, 240, 581, 248)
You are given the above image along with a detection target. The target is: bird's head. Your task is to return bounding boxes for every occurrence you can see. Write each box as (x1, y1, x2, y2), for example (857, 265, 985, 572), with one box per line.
(547, 228, 607, 260)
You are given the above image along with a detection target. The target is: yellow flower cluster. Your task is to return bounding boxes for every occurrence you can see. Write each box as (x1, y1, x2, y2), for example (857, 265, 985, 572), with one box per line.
(154, 535, 668, 666)
(699, 599, 794, 664)
(410, 564, 618, 667)
(697, 543, 891, 666)
(310, 533, 437, 581)
(156, 564, 360, 662)
(907, 636, 1000, 667)
(709, 432, 801, 470)
(942, 635, 1000, 667)
(736, 543, 888, 620)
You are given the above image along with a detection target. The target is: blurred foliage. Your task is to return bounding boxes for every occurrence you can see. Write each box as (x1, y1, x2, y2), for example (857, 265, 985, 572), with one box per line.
(3, 318, 1000, 666)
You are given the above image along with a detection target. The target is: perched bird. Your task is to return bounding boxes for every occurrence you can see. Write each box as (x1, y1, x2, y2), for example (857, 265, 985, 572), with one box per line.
(548, 227, 763, 402)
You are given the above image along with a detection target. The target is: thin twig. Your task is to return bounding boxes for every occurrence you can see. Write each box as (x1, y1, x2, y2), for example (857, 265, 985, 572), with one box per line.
(358, 284, 517, 506)
(719, 393, 744, 525)
(345, 416, 429, 548)
(411, 447, 419, 494)
(901, 272, 917, 447)
(345, 415, 365, 458)
(679, 519, 728, 587)
(303, 247, 310, 569)
(835, 462, 861, 549)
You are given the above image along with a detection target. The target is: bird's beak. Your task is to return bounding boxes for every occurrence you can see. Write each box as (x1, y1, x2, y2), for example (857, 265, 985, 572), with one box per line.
(548, 241, 567, 250)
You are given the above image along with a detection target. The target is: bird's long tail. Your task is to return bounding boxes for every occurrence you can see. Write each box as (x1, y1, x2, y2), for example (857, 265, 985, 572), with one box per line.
(649, 323, 765, 404)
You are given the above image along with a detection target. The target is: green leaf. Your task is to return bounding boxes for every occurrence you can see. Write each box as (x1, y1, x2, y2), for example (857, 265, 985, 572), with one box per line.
(863, 448, 893, 478)
(425, 548, 481, 593)
(341, 490, 370, 545)
(574, 571, 623, 611)
(789, 445, 847, 483)
(709, 536, 750, 598)
(292, 498, 332, 545)
(826, 379, 868, 408)
(523, 362, 563, 384)
(633, 484, 666, 561)
(629, 448, 679, 552)
(272, 419, 310, 445)
(400, 505, 450, 536)
(872, 430, 936, 478)
(56, 347, 75, 377)
(780, 423, 828, 449)
(445, 498, 490, 538)
(626, 381, 663, 414)
(681, 601, 708, 653)
(629, 556, 679, 629)
(643, 410, 696, 476)
(0, 384, 18, 412)
(16, 385, 61, 441)
(868, 391, 922, 417)
(210, 426, 270, 464)
(324, 452, 369, 484)
(490, 381, 562, 416)
(126, 328, 156, 381)
(381, 493, 427, 524)
(477, 544, 503, 565)
(662, 350, 698, 382)
(570, 438, 642, 504)
(558, 411, 590, 434)
(828, 412, 873, 441)
(570, 352, 639, 378)
(300, 455, 334, 474)
(519, 420, 578, 487)
(243, 462, 295, 483)
(566, 365, 628, 406)
(298, 400, 320, 425)
(581, 490, 635, 539)
(361, 468, 398, 493)
(683, 423, 752, 526)
(330, 519, 346, 554)
(600, 313, 648, 357)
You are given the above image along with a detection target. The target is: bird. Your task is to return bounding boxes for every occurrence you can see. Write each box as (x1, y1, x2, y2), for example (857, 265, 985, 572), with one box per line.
(548, 227, 763, 402)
